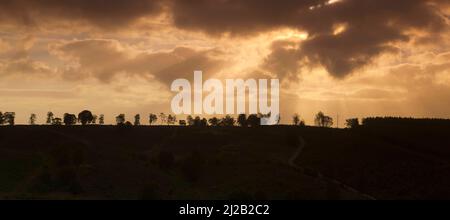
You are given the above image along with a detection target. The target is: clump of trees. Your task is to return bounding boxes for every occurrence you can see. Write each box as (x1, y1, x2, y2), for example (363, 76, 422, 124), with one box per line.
(186, 115, 207, 126)
(236, 114, 263, 127)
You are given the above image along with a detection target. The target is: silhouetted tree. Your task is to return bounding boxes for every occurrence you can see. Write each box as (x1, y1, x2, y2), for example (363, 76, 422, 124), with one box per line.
(293, 114, 300, 125)
(46, 112, 54, 124)
(247, 114, 261, 127)
(4, 112, 15, 126)
(52, 117, 63, 125)
(220, 115, 235, 126)
(29, 113, 37, 125)
(116, 114, 125, 125)
(299, 120, 306, 127)
(78, 110, 94, 125)
(149, 114, 157, 125)
(125, 121, 133, 126)
(292, 114, 305, 126)
(208, 117, 220, 126)
(0, 112, 4, 125)
(159, 113, 167, 125)
(346, 118, 359, 129)
(63, 113, 77, 125)
(167, 114, 176, 125)
(314, 111, 333, 127)
(201, 118, 208, 126)
(193, 116, 202, 126)
(237, 114, 247, 127)
(99, 114, 105, 125)
(92, 115, 98, 124)
(186, 115, 195, 126)
(134, 114, 141, 126)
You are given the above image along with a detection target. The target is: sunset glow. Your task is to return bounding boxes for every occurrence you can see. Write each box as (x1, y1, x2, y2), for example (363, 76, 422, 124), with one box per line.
(0, 0, 449, 125)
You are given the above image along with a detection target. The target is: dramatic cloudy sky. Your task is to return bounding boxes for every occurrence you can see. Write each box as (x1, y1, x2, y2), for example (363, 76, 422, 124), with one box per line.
(0, 0, 449, 125)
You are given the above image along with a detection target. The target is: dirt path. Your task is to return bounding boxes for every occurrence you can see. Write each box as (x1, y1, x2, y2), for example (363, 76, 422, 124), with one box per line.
(288, 136, 376, 200)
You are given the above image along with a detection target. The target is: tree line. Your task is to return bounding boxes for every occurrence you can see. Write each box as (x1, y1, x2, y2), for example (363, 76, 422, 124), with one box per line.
(0, 110, 343, 128)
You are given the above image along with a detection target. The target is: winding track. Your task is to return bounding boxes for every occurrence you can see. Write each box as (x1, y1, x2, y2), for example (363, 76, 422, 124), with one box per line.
(288, 135, 376, 200)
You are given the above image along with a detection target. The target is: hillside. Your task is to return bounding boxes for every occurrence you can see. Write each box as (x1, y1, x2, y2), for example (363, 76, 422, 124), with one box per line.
(0, 125, 449, 199)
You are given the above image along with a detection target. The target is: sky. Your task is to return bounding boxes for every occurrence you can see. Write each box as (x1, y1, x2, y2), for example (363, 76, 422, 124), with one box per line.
(0, 0, 449, 125)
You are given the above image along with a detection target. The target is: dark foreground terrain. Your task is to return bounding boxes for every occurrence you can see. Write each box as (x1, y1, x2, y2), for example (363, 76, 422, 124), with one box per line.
(1, 122, 450, 199)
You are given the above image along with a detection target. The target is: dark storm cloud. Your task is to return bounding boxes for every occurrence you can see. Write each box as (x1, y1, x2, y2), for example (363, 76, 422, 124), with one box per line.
(0, 0, 164, 28)
(1, 0, 448, 78)
(170, 0, 325, 35)
(170, 0, 449, 78)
